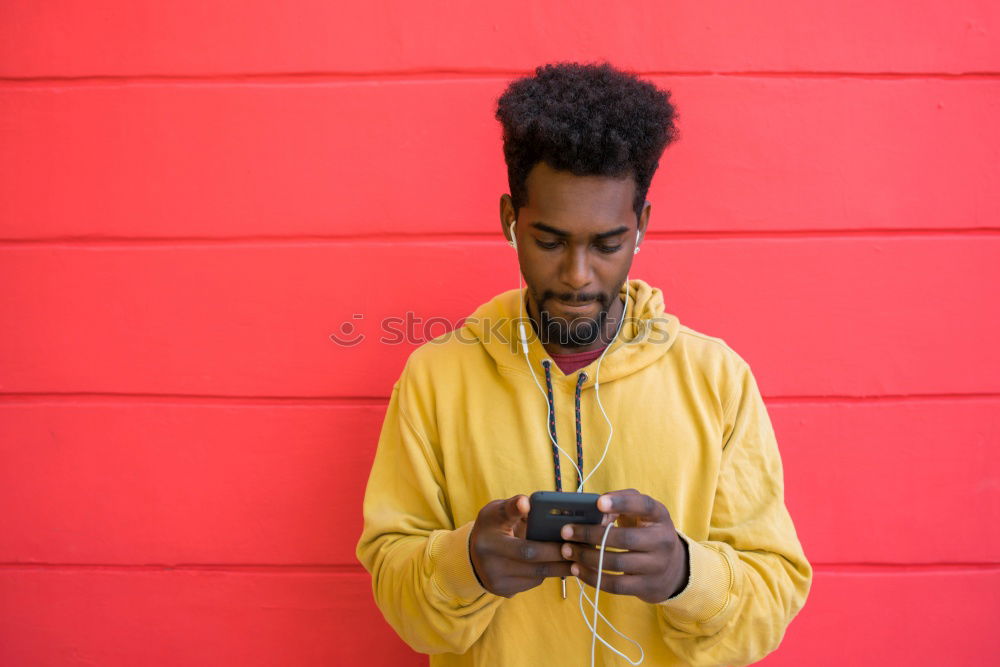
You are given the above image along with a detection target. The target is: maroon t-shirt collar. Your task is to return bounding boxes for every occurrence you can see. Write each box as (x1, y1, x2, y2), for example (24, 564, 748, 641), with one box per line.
(547, 344, 610, 375)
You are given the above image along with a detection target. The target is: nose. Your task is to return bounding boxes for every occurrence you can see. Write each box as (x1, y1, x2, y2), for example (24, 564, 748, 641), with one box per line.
(559, 244, 592, 292)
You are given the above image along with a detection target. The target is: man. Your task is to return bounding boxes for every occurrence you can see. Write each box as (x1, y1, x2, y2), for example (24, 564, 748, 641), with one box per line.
(356, 62, 811, 666)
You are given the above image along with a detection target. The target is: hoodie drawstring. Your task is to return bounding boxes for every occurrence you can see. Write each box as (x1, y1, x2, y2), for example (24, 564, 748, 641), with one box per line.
(542, 360, 587, 491)
(573, 370, 587, 489)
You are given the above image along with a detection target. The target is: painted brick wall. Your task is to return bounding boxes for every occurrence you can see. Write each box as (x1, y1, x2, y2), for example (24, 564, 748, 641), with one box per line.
(1, 2, 998, 665)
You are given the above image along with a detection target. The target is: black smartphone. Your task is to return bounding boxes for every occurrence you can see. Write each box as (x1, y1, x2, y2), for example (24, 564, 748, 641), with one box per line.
(525, 491, 604, 542)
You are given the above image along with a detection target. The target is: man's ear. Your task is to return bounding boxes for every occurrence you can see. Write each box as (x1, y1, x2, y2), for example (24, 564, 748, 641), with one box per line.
(499, 194, 517, 245)
(637, 200, 652, 247)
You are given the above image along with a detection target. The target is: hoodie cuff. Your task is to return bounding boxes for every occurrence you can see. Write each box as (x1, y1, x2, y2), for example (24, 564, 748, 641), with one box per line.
(658, 531, 734, 630)
(428, 521, 489, 604)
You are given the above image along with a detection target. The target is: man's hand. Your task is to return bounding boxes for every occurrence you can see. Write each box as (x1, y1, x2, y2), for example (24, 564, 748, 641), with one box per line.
(560, 489, 690, 604)
(469, 494, 574, 598)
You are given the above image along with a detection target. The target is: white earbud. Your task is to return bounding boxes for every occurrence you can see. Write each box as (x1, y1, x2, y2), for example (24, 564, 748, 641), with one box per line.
(508, 219, 518, 250)
(633, 229, 643, 254)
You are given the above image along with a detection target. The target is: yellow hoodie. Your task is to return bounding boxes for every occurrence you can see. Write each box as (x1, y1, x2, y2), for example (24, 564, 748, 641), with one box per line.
(356, 279, 811, 666)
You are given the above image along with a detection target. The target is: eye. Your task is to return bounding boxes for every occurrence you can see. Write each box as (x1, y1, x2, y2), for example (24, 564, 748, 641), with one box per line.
(595, 243, 623, 254)
(535, 239, 561, 250)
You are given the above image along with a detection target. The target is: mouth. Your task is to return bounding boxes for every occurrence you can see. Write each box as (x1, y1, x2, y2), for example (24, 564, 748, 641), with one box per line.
(553, 299, 598, 315)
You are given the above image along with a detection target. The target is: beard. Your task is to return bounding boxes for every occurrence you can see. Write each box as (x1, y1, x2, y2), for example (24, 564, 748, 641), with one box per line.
(533, 288, 617, 349)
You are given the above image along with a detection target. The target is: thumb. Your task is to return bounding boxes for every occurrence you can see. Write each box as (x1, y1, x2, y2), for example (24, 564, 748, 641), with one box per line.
(497, 494, 529, 531)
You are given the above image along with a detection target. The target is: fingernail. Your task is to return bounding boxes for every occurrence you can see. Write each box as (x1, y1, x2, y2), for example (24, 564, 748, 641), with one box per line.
(571, 563, 579, 576)
(561, 544, 572, 559)
(598, 496, 612, 512)
(560, 525, 573, 539)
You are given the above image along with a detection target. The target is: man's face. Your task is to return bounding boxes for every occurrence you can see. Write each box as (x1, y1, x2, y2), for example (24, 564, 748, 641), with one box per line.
(500, 161, 649, 352)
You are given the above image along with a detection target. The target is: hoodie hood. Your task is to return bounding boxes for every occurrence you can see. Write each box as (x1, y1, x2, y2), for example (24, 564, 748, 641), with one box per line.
(462, 278, 680, 389)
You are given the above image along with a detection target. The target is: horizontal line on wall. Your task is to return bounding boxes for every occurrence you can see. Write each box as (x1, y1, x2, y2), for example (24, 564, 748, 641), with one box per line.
(0, 393, 391, 407)
(0, 562, 369, 574)
(764, 393, 1000, 405)
(1, 228, 998, 248)
(0, 69, 998, 87)
(0, 561, 996, 574)
(1, 392, 997, 407)
(811, 562, 1000, 574)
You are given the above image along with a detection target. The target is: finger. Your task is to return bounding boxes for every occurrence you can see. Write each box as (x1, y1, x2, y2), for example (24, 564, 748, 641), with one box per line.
(488, 534, 567, 563)
(597, 491, 670, 523)
(562, 542, 663, 575)
(562, 523, 667, 553)
(497, 494, 529, 530)
(595, 488, 641, 513)
(570, 562, 641, 597)
(505, 560, 575, 580)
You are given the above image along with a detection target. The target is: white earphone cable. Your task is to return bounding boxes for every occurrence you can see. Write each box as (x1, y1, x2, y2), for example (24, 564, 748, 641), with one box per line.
(578, 273, 629, 492)
(578, 524, 645, 666)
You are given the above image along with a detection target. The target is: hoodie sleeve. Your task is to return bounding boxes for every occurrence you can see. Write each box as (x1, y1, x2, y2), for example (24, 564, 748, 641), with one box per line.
(355, 367, 505, 655)
(655, 358, 813, 666)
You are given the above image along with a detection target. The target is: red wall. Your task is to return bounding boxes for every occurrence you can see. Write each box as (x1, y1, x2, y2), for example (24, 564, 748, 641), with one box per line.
(2, 2, 998, 665)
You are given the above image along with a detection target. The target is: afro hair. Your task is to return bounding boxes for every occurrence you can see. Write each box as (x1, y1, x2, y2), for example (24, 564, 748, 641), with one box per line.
(496, 62, 678, 219)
